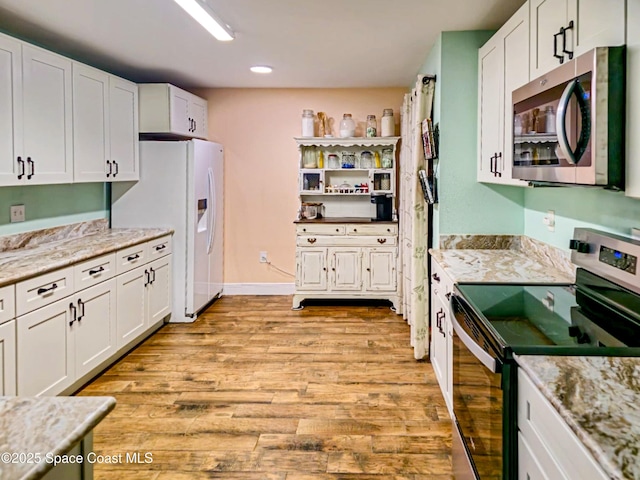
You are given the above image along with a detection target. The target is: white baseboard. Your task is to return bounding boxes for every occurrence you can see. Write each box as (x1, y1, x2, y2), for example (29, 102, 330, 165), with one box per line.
(223, 283, 295, 295)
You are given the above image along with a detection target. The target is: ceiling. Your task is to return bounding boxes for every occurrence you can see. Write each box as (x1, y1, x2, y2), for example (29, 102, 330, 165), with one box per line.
(0, 0, 526, 89)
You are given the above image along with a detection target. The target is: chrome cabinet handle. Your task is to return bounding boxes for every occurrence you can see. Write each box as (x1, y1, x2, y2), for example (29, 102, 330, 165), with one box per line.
(37, 283, 58, 295)
(307, 238, 317, 244)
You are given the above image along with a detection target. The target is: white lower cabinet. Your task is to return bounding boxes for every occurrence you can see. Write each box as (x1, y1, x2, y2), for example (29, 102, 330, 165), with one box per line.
(17, 297, 74, 396)
(73, 279, 117, 379)
(13, 238, 172, 396)
(293, 223, 400, 311)
(117, 255, 172, 348)
(517, 368, 609, 480)
(0, 320, 16, 395)
(429, 257, 454, 414)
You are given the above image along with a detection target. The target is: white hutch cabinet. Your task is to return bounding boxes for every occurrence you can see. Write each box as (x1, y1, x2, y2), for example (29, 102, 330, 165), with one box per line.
(292, 137, 401, 312)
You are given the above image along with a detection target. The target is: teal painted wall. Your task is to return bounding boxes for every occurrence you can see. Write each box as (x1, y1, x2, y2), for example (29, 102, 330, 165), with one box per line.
(0, 184, 109, 236)
(420, 31, 525, 243)
(524, 187, 640, 250)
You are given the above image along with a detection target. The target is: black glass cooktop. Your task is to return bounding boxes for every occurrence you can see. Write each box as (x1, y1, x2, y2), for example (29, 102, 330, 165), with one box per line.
(454, 269, 640, 357)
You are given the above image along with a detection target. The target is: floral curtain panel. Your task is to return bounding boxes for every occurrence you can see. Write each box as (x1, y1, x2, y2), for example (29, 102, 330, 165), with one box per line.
(399, 76, 435, 360)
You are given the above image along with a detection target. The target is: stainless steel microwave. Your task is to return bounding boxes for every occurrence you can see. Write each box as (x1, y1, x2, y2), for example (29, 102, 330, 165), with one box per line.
(512, 47, 625, 189)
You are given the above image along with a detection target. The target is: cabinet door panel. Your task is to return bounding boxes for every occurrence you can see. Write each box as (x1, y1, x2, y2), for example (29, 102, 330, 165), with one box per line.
(478, 40, 502, 182)
(74, 280, 116, 378)
(148, 257, 172, 325)
(330, 248, 361, 291)
(297, 248, 327, 291)
(190, 94, 208, 139)
(365, 248, 396, 291)
(530, 0, 569, 79)
(22, 45, 73, 184)
(169, 85, 190, 136)
(109, 77, 139, 181)
(570, 0, 625, 56)
(430, 293, 448, 400)
(17, 300, 74, 396)
(0, 320, 16, 396)
(0, 34, 22, 186)
(116, 267, 147, 348)
(72, 63, 109, 182)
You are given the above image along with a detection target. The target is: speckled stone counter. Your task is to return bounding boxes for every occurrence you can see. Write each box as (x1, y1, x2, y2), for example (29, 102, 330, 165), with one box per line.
(430, 235, 575, 284)
(516, 356, 640, 480)
(0, 395, 115, 480)
(0, 221, 172, 288)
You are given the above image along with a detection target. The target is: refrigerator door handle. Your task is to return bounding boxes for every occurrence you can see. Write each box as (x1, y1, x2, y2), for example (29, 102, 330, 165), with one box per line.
(207, 167, 216, 254)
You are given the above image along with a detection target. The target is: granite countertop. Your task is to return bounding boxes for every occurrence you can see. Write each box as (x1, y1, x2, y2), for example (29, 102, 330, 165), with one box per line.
(0, 226, 172, 288)
(0, 396, 115, 480)
(294, 217, 398, 224)
(516, 355, 640, 480)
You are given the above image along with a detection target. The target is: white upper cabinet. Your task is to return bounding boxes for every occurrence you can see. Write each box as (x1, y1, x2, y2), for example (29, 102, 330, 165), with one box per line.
(73, 63, 110, 182)
(478, 3, 529, 186)
(108, 76, 139, 181)
(627, 0, 640, 198)
(73, 64, 139, 182)
(21, 45, 73, 185)
(139, 83, 209, 139)
(530, 0, 625, 79)
(0, 35, 22, 186)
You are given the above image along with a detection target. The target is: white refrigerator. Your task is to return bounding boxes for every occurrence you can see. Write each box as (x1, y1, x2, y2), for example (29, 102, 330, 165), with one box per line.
(111, 139, 223, 322)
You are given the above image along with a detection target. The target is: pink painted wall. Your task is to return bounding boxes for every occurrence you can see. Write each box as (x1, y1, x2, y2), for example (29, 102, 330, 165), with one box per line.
(199, 88, 406, 284)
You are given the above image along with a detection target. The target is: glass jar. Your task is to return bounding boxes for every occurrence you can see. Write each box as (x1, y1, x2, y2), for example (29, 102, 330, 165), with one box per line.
(360, 151, 373, 169)
(301, 109, 314, 137)
(327, 154, 339, 169)
(381, 109, 394, 136)
(302, 148, 317, 168)
(545, 106, 556, 134)
(339, 113, 356, 138)
(381, 148, 394, 168)
(366, 115, 377, 137)
(341, 152, 356, 168)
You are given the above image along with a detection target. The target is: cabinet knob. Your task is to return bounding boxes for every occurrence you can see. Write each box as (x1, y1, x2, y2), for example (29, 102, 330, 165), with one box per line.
(323, 267, 327, 271)
(303, 228, 306, 232)
(336, 228, 339, 232)
(353, 229, 357, 232)
(366, 268, 371, 272)
(332, 268, 336, 271)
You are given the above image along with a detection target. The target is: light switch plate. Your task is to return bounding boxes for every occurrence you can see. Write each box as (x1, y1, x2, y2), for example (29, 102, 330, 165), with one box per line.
(10, 205, 25, 223)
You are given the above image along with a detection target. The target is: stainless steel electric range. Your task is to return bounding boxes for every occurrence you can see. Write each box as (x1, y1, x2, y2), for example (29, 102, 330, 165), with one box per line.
(450, 228, 640, 480)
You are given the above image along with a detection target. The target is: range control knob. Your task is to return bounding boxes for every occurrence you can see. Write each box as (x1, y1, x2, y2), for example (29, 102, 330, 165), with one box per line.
(569, 239, 590, 253)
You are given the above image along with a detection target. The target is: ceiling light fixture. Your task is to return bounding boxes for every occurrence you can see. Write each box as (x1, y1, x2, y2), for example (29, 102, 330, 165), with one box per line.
(173, 0, 235, 42)
(250, 65, 273, 74)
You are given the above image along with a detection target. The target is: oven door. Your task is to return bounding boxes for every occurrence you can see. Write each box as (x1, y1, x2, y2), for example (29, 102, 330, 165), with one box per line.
(451, 294, 514, 480)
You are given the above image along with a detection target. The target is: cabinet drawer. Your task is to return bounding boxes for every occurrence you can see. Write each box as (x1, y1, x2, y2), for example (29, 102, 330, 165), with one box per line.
(0, 285, 15, 324)
(16, 267, 74, 317)
(74, 253, 116, 291)
(297, 236, 397, 247)
(148, 235, 172, 259)
(116, 242, 149, 275)
(430, 257, 454, 303)
(517, 369, 608, 480)
(296, 224, 346, 235)
(347, 224, 397, 236)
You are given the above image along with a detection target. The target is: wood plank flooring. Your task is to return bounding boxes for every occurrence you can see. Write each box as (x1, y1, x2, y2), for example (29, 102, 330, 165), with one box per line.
(77, 296, 453, 479)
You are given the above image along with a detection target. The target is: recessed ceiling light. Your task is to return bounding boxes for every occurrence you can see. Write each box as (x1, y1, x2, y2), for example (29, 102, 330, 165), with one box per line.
(250, 66, 273, 74)
(173, 0, 234, 42)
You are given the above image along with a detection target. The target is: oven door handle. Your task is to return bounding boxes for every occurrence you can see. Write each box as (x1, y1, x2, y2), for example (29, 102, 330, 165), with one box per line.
(450, 307, 499, 373)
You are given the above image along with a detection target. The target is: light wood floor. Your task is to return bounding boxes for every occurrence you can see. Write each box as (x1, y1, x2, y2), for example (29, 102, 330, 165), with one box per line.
(77, 296, 453, 479)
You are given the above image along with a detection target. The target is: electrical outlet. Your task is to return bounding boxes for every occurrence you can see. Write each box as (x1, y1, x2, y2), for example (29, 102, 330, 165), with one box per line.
(259, 251, 268, 263)
(543, 210, 555, 232)
(10, 205, 25, 223)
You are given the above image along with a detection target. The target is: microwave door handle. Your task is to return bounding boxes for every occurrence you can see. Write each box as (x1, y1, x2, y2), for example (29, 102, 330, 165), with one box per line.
(450, 305, 498, 373)
(556, 79, 578, 164)
(573, 80, 591, 163)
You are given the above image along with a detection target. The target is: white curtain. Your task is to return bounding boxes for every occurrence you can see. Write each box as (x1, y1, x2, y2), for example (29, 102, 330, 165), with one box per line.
(399, 76, 435, 360)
